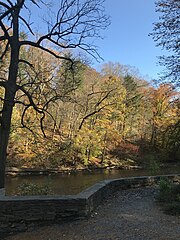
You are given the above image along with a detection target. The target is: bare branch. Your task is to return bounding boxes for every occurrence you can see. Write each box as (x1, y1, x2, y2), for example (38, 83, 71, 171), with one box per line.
(78, 103, 114, 130)
(6, 1, 13, 7)
(0, 2, 10, 10)
(0, 4, 15, 20)
(21, 105, 36, 134)
(0, 35, 8, 41)
(16, 84, 49, 137)
(19, 15, 35, 35)
(0, 20, 10, 40)
(17, 85, 43, 113)
(95, 89, 115, 107)
(20, 40, 73, 63)
(18, 59, 34, 68)
(22, 0, 109, 60)
(78, 87, 116, 130)
(30, 0, 40, 8)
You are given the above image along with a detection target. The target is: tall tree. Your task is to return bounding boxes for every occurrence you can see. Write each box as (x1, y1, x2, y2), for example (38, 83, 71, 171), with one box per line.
(150, 0, 180, 87)
(0, 0, 109, 192)
(149, 83, 179, 148)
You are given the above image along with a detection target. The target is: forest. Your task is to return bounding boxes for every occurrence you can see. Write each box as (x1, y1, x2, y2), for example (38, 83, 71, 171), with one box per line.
(1, 45, 179, 170)
(0, 0, 179, 177)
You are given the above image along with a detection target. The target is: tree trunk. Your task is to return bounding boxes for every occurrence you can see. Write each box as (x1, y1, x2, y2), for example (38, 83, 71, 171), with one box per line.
(0, 7, 20, 190)
(0, 90, 15, 189)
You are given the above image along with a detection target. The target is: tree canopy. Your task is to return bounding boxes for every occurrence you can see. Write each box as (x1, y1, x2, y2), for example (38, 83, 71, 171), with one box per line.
(150, 0, 180, 87)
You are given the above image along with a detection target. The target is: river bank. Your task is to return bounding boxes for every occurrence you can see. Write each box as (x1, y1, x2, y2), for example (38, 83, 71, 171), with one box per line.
(6, 161, 180, 176)
(6, 164, 143, 176)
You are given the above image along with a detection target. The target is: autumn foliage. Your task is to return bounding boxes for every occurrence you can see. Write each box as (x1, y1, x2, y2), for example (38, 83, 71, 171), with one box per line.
(2, 51, 179, 169)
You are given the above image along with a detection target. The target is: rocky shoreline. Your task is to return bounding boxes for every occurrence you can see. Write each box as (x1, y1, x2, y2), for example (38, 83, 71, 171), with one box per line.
(6, 165, 143, 176)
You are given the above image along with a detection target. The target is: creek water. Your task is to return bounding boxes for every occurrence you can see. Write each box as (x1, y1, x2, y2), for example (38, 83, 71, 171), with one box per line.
(5, 166, 180, 196)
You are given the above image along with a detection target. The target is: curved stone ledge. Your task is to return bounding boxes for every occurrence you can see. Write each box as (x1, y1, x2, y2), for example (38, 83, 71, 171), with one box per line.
(0, 174, 179, 237)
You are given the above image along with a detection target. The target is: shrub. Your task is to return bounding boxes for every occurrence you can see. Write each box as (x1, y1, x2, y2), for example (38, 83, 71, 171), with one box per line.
(157, 178, 180, 215)
(16, 182, 53, 196)
(149, 159, 160, 175)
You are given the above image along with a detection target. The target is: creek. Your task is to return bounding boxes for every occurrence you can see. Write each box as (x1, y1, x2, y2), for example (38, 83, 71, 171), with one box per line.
(5, 166, 180, 196)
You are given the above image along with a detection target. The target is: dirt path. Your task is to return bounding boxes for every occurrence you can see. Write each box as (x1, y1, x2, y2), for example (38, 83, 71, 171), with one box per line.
(5, 187, 180, 240)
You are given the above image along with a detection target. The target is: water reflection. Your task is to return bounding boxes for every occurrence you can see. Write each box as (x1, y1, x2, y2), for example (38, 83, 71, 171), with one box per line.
(5, 167, 180, 196)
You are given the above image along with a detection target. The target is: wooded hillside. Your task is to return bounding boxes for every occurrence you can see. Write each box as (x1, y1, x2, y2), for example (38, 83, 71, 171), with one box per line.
(1, 44, 179, 169)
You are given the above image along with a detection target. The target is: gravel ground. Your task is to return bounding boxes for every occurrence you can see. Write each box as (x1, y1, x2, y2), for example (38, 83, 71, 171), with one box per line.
(5, 187, 180, 240)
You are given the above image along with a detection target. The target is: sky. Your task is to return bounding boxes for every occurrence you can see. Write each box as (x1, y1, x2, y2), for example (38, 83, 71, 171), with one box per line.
(20, 0, 166, 81)
(93, 0, 166, 81)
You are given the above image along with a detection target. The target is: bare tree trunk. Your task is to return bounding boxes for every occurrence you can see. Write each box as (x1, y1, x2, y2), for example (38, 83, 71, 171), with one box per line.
(0, 90, 16, 189)
(0, 7, 19, 190)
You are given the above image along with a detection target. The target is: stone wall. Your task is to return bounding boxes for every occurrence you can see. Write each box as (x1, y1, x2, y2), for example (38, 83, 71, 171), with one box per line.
(0, 174, 179, 237)
(0, 196, 87, 237)
(0, 188, 5, 196)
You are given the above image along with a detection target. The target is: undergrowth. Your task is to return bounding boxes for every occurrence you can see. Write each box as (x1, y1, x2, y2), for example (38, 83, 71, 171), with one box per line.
(16, 182, 53, 196)
(157, 178, 180, 216)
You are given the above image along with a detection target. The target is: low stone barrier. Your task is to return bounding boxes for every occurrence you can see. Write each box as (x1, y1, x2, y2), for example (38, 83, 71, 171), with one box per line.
(0, 188, 5, 196)
(0, 174, 179, 237)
